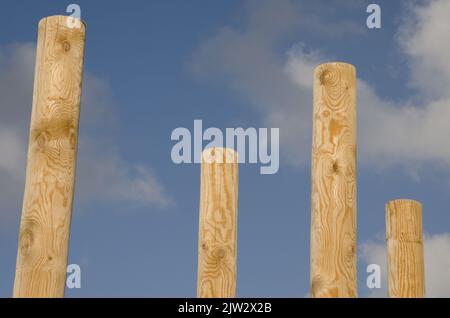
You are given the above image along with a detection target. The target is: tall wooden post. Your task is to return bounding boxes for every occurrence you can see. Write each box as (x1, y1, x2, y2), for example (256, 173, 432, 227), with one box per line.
(197, 147, 238, 298)
(386, 199, 425, 298)
(14, 16, 86, 298)
(310, 62, 357, 297)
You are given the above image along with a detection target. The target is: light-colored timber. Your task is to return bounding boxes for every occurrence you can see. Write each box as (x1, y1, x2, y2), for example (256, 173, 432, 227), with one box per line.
(310, 62, 357, 298)
(13, 15, 86, 298)
(197, 147, 238, 298)
(386, 199, 425, 298)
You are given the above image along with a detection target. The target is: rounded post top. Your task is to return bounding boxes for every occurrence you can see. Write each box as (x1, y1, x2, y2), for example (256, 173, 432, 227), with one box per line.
(314, 62, 356, 77)
(38, 15, 86, 31)
(315, 61, 356, 70)
(386, 199, 423, 209)
(314, 62, 356, 88)
(202, 147, 238, 164)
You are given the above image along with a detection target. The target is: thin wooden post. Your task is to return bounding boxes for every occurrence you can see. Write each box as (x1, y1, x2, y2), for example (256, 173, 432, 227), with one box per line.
(310, 62, 357, 297)
(386, 199, 425, 298)
(14, 16, 86, 298)
(197, 147, 238, 298)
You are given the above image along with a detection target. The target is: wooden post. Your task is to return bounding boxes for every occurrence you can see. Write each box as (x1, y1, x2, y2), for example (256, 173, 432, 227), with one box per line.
(13, 16, 86, 298)
(197, 147, 238, 298)
(310, 62, 357, 298)
(386, 199, 425, 298)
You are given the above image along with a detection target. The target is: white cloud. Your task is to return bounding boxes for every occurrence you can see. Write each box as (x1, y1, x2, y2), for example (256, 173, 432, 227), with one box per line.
(360, 240, 388, 297)
(75, 142, 171, 208)
(188, 0, 365, 168)
(189, 1, 324, 167)
(360, 233, 450, 297)
(0, 43, 171, 224)
(190, 0, 450, 174)
(356, 80, 450, 168)
(424, 233, 450, 297)
(0, 128, 25, 180)
(398, 0, 450, 99)
(357, 0, 450, 169)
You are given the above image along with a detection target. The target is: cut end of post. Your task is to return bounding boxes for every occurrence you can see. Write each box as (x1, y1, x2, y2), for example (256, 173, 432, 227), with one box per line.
(39, 15, 86, 31)
(201, 147, 238, 164)
(314, 62, 356, 86)
(310, 61, 357, 297)
(386, 199, 423, 209)
(14, 13, 86, 298)
(315, 61, 356, 71)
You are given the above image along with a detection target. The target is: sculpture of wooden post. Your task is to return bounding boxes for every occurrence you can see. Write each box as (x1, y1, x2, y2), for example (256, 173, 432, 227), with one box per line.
(310, 62, 357, 298)
(197, 148, 238, 298)
(14, 15, 86, 298)
(386, 199, 425, 298)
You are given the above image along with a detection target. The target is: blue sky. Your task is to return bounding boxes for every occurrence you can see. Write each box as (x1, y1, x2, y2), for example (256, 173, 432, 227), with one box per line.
(1, 0, 450, 297)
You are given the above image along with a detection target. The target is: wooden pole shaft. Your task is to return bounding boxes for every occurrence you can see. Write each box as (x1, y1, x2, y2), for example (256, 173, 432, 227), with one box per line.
(197, 148, 238, 298)
(310, 62, 357, 297)
(13, 16, 86, 298)
(386, 199, 425, 298)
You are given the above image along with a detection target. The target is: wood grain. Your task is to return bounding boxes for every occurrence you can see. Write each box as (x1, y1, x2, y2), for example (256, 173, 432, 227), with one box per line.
(197, 148, 238, 298)
(13, 16, 86, 298)
(386, 199, 425, 298)
(310, 62, 357, 298)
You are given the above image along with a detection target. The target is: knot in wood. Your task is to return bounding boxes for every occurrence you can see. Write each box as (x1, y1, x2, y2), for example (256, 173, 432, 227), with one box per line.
(62, 40, 71, 52)
(319, 69, 336, 86)
(20, 229, 34, 256)
(213, 247, 226, 259)
(35, 131, 49, 150)
(332, 160, 339, 173)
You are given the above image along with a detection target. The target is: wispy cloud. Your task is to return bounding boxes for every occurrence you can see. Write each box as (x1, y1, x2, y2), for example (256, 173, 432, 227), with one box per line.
(75, 144, 171, 208)
(361, 233, 450, 297)
(190, 0, 450, 177)
(0, 42, 171, 224)
(0, 127, 25, 181)
(398, 0, 450, 99)
(189, 0, 324, 167)
(358, 0, 450, 169)
(188, 0, 365, 168)
(360, 240, 388, 297)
